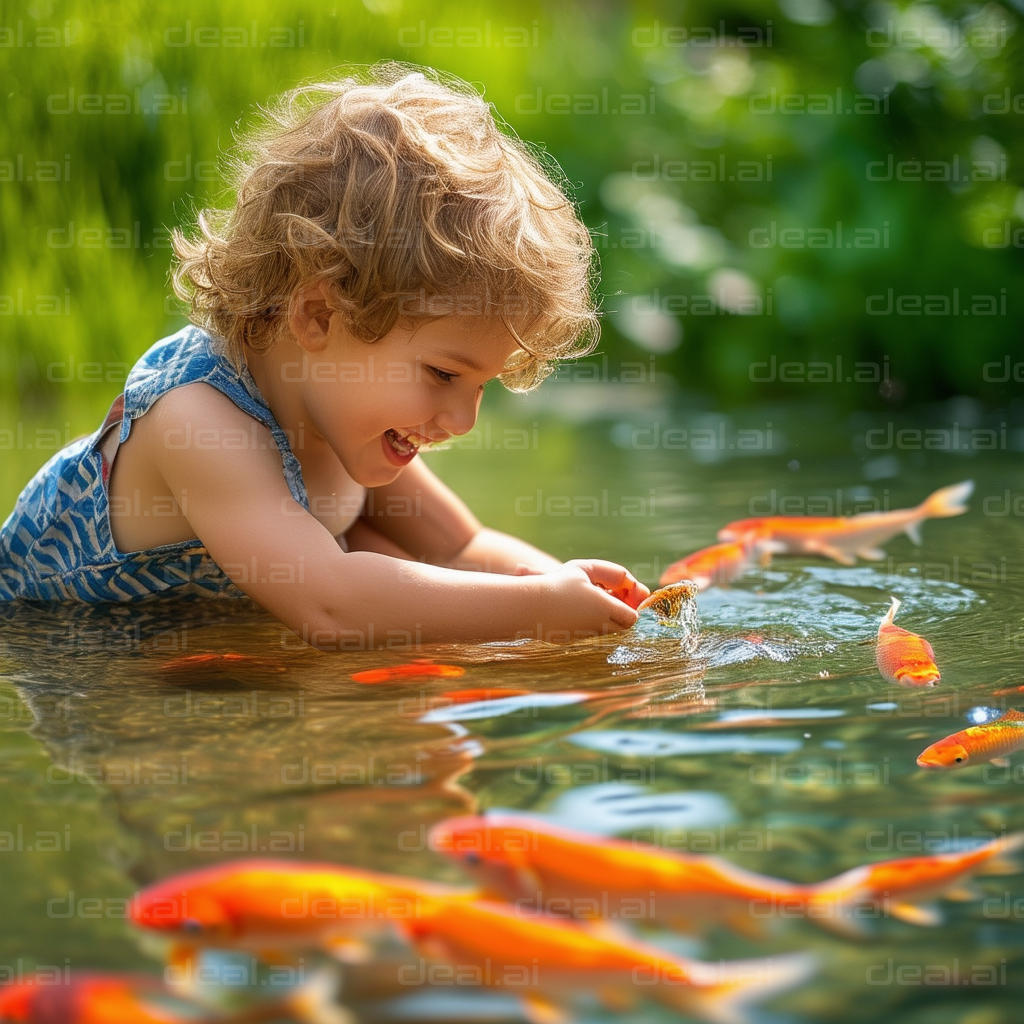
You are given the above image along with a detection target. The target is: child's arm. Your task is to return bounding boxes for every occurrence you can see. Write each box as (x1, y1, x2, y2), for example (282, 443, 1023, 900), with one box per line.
(356, 457, 561, 574)
(148, 385, 647, 648)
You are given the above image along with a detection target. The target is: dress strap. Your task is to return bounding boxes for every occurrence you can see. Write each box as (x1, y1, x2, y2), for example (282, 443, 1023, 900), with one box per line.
(96, 393, 125, 486)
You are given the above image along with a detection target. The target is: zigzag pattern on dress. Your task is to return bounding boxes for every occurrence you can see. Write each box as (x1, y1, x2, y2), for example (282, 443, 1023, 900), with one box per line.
(0, 326, 309, 603)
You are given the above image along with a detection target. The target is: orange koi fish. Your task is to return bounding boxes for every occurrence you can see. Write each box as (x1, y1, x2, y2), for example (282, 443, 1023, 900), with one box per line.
(429, 815, 810, 938)
(875, 597, 940, 687)
(993, 684, 1024, 696)
(438, 688, 531, 704)
(0, 976, 177, 1024)
(160, 654, 287, 678)
(351, 659, 466, 685)
(917, 708, 1024, 768)
(131, 859, 471, 964)
(637, 581, 699, 621)
(659, 540, 779, 590)
(804, 832, 1024, 931)
(402, 895, 814, 1024)
(0, 971, 339, 1024)
(718, 480, 973, 565)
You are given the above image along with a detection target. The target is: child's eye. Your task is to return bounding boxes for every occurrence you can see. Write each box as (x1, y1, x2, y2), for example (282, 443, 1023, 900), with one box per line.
(428, 365, 458, 383)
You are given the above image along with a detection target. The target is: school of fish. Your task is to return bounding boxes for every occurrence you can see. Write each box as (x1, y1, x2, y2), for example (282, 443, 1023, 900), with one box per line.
(25, 477, 1021, 1024)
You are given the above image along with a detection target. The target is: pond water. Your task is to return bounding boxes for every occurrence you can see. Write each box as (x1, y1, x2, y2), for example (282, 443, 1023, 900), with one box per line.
(1, 391, 1022, 1023)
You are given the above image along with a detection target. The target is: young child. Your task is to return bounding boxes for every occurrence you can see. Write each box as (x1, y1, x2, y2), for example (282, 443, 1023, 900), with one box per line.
(0, 64, 648, 647)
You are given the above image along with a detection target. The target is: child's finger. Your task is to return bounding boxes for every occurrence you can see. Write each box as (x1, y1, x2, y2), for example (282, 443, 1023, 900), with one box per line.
(571, 560, 648, 607)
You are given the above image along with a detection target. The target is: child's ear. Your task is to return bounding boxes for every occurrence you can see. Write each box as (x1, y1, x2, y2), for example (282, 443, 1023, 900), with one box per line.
(287, 281, 334, 352)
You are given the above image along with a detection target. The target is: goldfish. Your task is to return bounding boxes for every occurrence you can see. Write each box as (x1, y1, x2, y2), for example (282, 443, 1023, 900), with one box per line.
(350, 659, 465, 685)
(131, 859, 471, 964)
(917, 708, 1024, 768)
(718, 480, 973, 565)
(993, 684, 1024, 696)
(438, 688, 531, 704)
(0, 970, 344, 1024)
(875, 596, 940, 687)
(804, 831, 1024, 931)
(659, 540, 779, 590)
(401, 895, 815, 1024)
(637, 581, 699, 622)
(429, 814, 811, 939)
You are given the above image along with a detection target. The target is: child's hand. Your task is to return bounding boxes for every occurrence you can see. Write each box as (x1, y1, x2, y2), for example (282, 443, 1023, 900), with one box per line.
(535, 559, 651, 634)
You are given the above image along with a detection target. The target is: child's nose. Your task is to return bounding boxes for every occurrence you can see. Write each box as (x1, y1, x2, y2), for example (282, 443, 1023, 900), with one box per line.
(434, 389, 482, 437)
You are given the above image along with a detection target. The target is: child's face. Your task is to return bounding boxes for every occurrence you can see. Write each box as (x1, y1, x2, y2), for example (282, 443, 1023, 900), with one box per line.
(297, 313, 524, 487)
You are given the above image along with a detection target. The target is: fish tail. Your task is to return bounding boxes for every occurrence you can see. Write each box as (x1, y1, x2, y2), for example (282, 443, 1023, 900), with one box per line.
(656, 953, 817, 1024)
(984, 831, 1024, 875)
(881, 596, 901, 628)
(918, 480, 974, 520)
(796, 867, 877, 938)
(750, 538, 785, 568)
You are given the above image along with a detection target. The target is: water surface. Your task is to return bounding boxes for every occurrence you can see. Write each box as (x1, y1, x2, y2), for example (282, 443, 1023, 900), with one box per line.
(1, 400, 1022, 1023)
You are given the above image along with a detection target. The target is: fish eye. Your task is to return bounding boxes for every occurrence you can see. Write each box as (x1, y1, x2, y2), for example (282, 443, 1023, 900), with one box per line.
(954, 756, 963, 763)
(463, 851, 482, 867)
(180, 918, 204, 934)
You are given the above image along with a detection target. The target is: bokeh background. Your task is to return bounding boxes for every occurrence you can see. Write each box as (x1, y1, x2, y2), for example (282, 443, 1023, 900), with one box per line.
(2, 0, 1023, 425)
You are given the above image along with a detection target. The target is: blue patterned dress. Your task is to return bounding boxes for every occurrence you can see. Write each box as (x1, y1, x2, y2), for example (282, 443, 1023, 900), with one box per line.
(0, 326, 312, 602)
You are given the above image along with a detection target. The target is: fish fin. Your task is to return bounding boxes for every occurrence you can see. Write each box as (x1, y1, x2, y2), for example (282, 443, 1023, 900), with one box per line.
(799, 868, 877, 939)
(752, 539, 785, 567)
(942, 881, 985, 902)
(804, 540, 857, 565)
(990, 756, 1011, 768)
(904, 521, 923, 545)
(800, 893, 877, 940)
(659, 952, 817, 1024)
(997, 708, 1024, 722)
(881, 595, 901, 627)
(889, 901, 943, 926)
(282, 966, 354, 1024)
(919, 480, 974, 519)
(983, 831, 1024, 875)
(856, 547, 887, 561)
(322, 936, 375, 964)
(164, 944, 202, 995)
(521, 994, 569, 1024)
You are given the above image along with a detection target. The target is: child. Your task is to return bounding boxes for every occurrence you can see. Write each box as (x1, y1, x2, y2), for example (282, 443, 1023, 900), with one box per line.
(0, 64, 648, 647)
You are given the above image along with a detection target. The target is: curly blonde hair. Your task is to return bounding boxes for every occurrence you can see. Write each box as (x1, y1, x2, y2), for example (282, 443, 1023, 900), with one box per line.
(169, 62, 601, 391)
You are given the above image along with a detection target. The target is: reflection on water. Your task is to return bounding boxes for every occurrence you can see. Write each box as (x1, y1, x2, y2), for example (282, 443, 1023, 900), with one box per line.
(1, 432, 1023, 1023)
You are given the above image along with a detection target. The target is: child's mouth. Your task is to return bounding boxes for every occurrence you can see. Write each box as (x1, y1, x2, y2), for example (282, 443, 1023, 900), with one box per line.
(382, 428, 420, 466)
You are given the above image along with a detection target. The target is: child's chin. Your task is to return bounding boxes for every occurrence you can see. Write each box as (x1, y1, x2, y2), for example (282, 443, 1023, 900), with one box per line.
(352, 461, 404, 489)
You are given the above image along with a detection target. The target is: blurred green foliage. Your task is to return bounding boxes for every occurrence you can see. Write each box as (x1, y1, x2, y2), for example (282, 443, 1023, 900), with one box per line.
(1, 0, 1022, 419)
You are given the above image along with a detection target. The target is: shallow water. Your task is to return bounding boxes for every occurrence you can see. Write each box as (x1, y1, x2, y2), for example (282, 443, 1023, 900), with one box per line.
(1, 401, 1023, 1023)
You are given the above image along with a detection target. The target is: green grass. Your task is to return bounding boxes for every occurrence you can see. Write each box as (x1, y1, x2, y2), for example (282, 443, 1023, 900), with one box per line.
(1, 0, 1022, 417)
